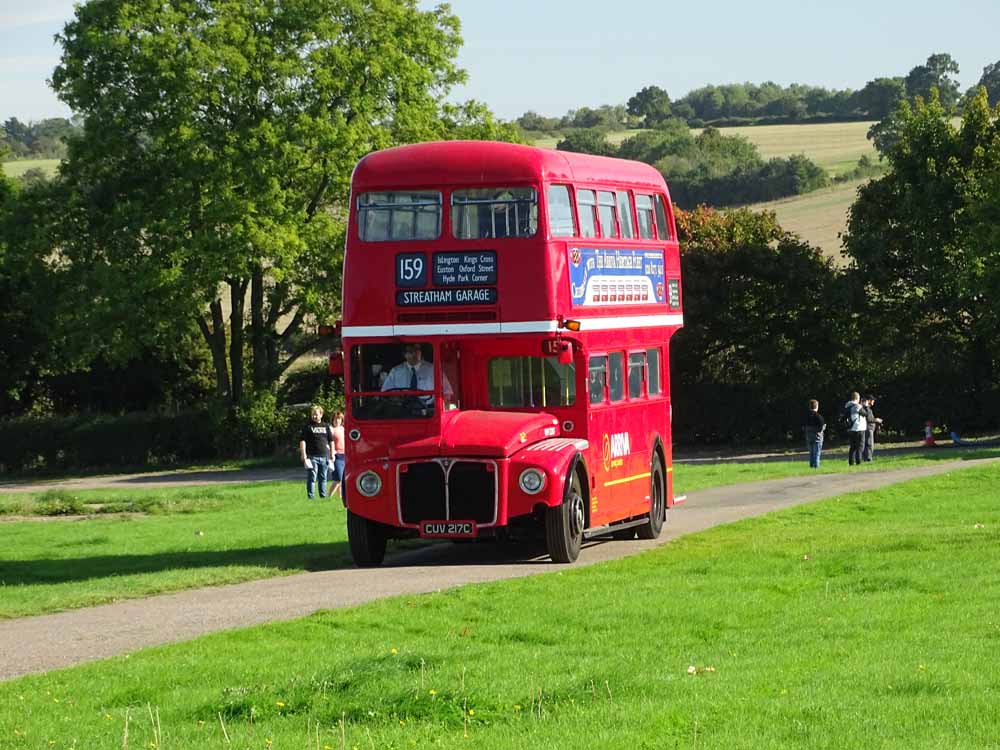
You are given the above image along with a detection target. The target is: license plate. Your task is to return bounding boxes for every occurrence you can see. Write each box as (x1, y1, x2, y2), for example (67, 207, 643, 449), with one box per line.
(420, 520, 477, 538)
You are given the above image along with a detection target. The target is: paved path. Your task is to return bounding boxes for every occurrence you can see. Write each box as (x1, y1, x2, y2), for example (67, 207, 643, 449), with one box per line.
(1, 457, 994, 682)
(3, 438, 995, 494)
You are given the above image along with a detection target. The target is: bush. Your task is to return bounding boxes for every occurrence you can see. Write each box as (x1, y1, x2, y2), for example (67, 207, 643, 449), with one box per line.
(34, 490, 87, 516)
(0, 411, 215, 474)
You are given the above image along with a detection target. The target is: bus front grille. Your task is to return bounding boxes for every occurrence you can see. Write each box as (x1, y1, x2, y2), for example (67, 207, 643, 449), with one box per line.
(448, 461, 497, 524)
(398, 460, 497, 526)
(399, 462, 446, 523)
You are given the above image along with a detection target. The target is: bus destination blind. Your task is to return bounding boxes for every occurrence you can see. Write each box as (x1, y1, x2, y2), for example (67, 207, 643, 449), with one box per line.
(395, 251, 498, 306)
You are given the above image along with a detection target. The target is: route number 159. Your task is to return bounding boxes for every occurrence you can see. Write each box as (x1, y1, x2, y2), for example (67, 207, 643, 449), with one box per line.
(396, 253, 427, 287)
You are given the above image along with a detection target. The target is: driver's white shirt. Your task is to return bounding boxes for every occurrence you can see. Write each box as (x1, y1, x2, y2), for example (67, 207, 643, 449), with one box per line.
(382, 360, 435, 391)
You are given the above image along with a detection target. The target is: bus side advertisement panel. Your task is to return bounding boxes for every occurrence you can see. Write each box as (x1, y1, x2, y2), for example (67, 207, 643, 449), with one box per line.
(567, 247, 666, 307)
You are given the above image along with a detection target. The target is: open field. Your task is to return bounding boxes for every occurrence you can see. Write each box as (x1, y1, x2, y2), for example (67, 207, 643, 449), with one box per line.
(748, 178, 867, 262)
(532, 121, 877, 177)
(3, 462, 998, 747)
(531, 121, 879, 256)
(1, 159, 60, 178)
(3, 445, 998, 619)
(699, 120, 877, 175)
(530, 129, 644, 150)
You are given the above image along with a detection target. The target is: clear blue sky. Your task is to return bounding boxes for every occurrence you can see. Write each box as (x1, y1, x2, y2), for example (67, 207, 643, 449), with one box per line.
(2, 0, 999, 122)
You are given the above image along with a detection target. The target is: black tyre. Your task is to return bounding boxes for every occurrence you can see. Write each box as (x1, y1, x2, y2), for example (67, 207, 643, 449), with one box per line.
(636, 454, 666, 540)
(347, 510, 388, 567)
(546, 470, 585, 563)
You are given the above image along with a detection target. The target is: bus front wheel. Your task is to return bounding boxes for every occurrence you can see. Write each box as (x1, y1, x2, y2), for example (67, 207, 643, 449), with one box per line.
(546, 470, 585, 563)
(347, 510, 388, 567)
(636, 454, 666, 540)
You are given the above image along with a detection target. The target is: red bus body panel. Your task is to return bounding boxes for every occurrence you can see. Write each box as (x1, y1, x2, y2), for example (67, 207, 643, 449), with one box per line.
(341, 141, 682, 540)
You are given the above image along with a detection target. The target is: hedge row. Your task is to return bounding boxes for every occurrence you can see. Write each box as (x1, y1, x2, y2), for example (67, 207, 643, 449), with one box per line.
(0, 411, 216, 474)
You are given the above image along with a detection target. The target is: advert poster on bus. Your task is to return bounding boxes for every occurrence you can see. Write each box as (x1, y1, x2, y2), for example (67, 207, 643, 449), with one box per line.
(568, 247, 666, 306)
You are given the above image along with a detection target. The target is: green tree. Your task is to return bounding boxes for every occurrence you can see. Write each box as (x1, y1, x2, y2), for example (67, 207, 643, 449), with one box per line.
(844, 89, 1000, 417)
(50, 0, 512, 408)
(626, 85, 672, 127)
(555, 129, 616, 157)
(857, 77, 906, 119)
(672, 206, 855, 443)
(905, 52, 961, 110)
(616, 120, 692, 163)
(972, 60, 1000, 106)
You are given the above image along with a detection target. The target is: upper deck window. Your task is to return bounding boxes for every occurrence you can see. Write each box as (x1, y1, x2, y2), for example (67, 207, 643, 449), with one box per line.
(597, 191, 617, 237)
(547, 185, 577, 237)
(578, 190, 598, 238)
(636, 195, 655, 239)
(357, 191, 441, 242)
(617, 192, 635, 239)
(654, 194, 672, 240)
(451, 187, 538, 239)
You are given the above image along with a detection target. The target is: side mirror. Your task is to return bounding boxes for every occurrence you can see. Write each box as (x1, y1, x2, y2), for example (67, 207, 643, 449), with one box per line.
(328, 349, 344, 376)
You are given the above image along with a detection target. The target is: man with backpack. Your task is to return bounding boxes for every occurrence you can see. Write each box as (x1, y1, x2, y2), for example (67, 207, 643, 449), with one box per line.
(842, 392, 867, 466)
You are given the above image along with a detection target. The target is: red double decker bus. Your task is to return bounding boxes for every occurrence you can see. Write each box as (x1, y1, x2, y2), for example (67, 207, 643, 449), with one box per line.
(337, 141, 683, 565)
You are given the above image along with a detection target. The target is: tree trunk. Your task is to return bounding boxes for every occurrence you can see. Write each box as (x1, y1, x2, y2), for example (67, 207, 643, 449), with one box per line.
(251, 268, 267, 389)
(196, 300, 231, 399)
(229, 279, 248, 405)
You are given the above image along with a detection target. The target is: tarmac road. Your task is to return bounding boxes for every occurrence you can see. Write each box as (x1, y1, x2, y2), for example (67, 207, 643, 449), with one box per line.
(1, 457, 995, 682)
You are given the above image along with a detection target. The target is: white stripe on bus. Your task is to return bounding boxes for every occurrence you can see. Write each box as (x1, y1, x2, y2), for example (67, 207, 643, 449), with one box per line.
(342, 315, 683, 338)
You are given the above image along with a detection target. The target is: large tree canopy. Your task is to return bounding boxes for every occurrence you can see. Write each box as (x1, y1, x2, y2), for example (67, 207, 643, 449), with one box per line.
(905, 53, 961, 111)
(49, 0, 516, 407)
(844, 89, 1000, 410)
(672, 207, 855, 443)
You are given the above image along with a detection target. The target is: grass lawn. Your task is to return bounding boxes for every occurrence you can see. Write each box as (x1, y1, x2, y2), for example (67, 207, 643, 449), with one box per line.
(674, 444, 1000, 494)
(0, 483, 352, 619)
(2, 462, 998, 748)
(2, 446, 998, 619)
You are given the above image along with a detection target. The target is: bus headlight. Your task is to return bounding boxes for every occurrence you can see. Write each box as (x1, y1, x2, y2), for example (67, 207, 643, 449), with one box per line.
(518, 468, 546, 495)
(356, 471, 382, 497)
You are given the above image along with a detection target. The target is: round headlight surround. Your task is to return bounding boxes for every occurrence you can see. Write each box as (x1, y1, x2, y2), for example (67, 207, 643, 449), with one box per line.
(356, 471, 382, 497)
(518, 468, 546, 495)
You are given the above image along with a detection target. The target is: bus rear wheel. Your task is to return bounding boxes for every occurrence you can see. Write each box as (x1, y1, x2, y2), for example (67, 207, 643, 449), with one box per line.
(636, 454, 666, 540)
(546, 470, 585, 563)
(347, 510, 387, 567)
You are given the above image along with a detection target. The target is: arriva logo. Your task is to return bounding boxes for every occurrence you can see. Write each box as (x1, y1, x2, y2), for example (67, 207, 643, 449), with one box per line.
(602, 431, 631, 471)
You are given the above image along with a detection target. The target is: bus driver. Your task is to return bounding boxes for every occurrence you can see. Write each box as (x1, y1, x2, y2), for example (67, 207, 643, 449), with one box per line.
(381, 343, 453, 405)
(381, 343, 433, 391)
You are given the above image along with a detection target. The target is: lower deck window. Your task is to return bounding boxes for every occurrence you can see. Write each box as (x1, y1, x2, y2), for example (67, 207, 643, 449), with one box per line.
(489, 357, 575, 408)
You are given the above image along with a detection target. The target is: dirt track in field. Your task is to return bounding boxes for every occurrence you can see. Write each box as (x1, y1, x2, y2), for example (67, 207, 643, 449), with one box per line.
(1, 457, 996, 682)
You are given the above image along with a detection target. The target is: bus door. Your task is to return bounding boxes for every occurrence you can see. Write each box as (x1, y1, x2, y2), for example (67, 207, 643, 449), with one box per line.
(624, 350, 653, 516)
(588, 352, 626, 525)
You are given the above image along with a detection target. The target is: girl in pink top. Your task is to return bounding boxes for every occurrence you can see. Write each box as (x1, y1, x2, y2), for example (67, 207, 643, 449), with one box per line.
(330, 411, 346, 499)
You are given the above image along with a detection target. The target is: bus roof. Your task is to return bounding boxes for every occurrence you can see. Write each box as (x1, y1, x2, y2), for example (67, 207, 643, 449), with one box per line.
(352, 140, 667, 191)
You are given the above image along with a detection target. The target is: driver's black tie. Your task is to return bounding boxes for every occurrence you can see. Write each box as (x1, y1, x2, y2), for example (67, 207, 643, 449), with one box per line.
(409, 367, 418, 390)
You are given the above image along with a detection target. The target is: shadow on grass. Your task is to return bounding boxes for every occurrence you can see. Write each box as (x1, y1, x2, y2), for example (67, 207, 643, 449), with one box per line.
(0, 543, 352, 586)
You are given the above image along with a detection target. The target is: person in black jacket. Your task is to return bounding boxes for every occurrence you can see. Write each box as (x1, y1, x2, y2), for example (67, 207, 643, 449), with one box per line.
(860, 396, 882, 461)
(802, 399, 826, 468)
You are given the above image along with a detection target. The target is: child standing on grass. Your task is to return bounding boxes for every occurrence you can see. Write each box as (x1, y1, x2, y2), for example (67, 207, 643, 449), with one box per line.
(329, 411, 346, 500)
(802, 399, 826, 468)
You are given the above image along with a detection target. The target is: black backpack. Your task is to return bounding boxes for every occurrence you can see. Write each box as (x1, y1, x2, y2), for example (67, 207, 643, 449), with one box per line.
(840, 408, 854, 432)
